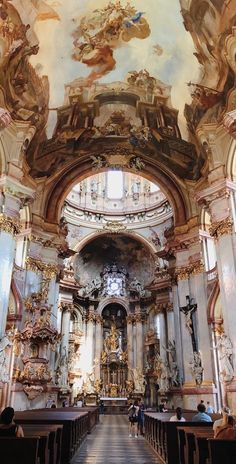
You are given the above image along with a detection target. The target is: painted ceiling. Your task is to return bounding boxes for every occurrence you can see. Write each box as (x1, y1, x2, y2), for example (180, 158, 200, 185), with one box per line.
(11, 0, 199, 136)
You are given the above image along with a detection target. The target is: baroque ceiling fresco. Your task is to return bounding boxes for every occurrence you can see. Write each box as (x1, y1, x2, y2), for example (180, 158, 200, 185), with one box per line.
(0, 0, 235, 207)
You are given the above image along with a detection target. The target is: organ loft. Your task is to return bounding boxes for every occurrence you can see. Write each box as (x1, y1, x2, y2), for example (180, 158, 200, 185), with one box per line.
(0, 1, 236, 463)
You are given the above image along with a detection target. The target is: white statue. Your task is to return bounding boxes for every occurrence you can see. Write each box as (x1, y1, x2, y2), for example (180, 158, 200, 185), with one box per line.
(131, 368, 146, 394)
(215, 333, 234, 382)
(83, 369, 95, 394)
(189, 351, 203, 386)
(58, 346, 68, 387)
(159, 360, 170, 392)
(0, 335, 12, 383)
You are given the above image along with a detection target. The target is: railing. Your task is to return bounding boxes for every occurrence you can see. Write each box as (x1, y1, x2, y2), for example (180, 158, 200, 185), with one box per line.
(206, 265, 218, 282)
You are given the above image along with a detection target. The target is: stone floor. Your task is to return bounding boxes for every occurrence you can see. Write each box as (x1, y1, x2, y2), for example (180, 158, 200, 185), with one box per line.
(72, 415, 161, 464)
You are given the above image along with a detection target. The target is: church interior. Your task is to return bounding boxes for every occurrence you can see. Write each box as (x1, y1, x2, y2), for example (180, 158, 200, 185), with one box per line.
(1, 0, 236, 463)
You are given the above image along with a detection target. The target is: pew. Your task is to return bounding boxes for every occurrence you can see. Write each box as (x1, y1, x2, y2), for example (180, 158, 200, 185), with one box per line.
(208, 439, 236, 464)
(22, 424, 63, 464)
(0, 436, 40, 464)
(144, 412, 221, 464)
(194, 431, 215, 464)
(177, 426, 213, 464)
(15, 410, 88, 464)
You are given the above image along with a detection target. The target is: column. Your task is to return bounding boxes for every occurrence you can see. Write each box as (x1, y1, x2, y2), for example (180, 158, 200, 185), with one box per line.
(135, 310, 144, 371)
(61, 305, 71, 357)
(159, 310, 167, 361)
(127, 315, 133, 378)
(172, 283, 184, 382)
(176, 269, 194, 385)
(198, 179, 236, 370)
(86, 308, 95, 373)
(94, 315, 103, 380)
(189, 261, 214, 385)
(0, 177, 34, 338)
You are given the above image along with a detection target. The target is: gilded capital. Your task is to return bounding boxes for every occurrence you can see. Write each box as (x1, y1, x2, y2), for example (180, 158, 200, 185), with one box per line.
(209, 216, 233, 239)
(175, 266, 190, 281)
(190, 260, 205, 276)
(0, 213, 21, 236)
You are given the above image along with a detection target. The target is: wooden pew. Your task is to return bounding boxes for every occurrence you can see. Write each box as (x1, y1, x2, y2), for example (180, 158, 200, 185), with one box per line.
(208, 439, 236, 464)
(0, 436, 40, 464)
(177, 426, 213, 464)
(15, 410, 88, 464)
(194, 431, 215, 464)
(22, 424, 63, 464)
(145, 412, 221, 464)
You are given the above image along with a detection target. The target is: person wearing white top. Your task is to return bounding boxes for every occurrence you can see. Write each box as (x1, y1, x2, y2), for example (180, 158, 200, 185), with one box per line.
(206, 401, 214, 414)
(169, 407, 186, 422)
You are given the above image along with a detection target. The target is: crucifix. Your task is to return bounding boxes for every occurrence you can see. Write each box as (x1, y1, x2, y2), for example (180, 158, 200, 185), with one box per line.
(180, 295, 197, 352)
(111, 370, 116, 384)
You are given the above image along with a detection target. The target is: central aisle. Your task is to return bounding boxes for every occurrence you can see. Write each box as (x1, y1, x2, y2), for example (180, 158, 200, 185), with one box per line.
(72, 415, 161, 464)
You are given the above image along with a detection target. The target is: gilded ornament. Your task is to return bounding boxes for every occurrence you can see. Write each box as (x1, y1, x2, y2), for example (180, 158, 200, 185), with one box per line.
(0, 214, 21, 235)
(190, 260, 205, 276)
(175, 267, 190, 281)
(209, 216, 233, 239)
(103, 221, 127, 233)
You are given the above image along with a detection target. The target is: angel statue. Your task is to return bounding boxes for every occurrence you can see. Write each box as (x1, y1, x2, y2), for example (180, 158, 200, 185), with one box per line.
(214, 333, 234, 382)
(0, 335, 12, 383)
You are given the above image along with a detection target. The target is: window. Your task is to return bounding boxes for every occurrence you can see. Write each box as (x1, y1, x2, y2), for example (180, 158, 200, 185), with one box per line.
(107, 170, 123, 199)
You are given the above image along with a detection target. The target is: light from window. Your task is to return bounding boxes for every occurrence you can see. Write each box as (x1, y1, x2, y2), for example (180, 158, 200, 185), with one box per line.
(107, 171, 123, 199)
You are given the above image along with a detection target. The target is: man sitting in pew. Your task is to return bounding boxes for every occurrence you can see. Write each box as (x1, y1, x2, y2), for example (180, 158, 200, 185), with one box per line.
(0, 407, 24, 437)
(192, 403, 212, 422)
(215, 415, 236, 439)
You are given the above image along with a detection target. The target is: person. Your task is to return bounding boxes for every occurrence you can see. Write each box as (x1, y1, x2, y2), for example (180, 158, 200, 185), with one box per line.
(77, 398, 83, 408)
(159, 401, 168, 412)
(215, 415, 236, 440)
(192, 403, 212, 422)
(206, 401, 214, 414)
(169, 407, 186, 422)
(51, 401, 56, 409)
(0, 407, 24, 437)
(137, 402, 145, 435)
(213, 406, 230, 435)
(99, 400, 105, 415)
(128, 400, 139, 438)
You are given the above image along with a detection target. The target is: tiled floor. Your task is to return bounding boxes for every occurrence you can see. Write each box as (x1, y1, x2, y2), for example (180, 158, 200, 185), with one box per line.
(72, 415, 161, 464)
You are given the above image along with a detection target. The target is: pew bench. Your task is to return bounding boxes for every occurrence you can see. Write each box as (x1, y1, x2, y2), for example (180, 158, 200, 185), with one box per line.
(22, 424, 63, 464)
(208, 438, 236, 464)
(15, 410, 88, 464)
(0, 436, 40, 464)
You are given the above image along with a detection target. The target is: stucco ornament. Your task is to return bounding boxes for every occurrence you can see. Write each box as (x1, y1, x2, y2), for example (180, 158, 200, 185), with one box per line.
(0, 107, 12, 130)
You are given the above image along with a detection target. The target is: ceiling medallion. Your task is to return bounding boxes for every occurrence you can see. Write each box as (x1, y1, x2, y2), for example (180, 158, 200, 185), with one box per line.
(91, 149, 145, 171)
(102, 221, 127, 233)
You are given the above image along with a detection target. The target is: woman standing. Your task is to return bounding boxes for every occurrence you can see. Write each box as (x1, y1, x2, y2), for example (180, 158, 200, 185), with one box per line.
(128, 400, 139, 438)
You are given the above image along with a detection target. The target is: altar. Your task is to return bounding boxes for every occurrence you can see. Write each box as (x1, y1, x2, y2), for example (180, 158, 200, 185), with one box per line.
(100, 397, 129, 415)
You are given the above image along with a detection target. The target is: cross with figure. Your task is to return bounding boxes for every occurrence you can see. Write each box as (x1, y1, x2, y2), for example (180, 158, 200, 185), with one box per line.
(180, 296, 197, 352)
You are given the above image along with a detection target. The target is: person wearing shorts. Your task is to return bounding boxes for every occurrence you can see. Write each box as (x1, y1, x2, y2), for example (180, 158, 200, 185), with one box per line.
(128, 400, 139, 437)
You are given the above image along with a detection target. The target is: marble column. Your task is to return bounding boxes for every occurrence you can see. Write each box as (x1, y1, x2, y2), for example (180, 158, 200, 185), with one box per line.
(127, 315, 133, 378)
(94, 316, 103, 380)
(61, 305, 71, 357)
(172, 283, 184, 382)
(0, 178, 34, 338)
(176, 270, 194, 385)
(86, 310, 95, 373)
(159, 311, 167, 361)
(197, 179, 236, 371)
(189, 263, 214, 385)
(135, 312, 144, 371)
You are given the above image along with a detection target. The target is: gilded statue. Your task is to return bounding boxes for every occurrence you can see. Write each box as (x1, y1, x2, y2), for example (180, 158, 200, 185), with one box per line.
(105, 323, 119, 352)
(101, 351, 108, 363)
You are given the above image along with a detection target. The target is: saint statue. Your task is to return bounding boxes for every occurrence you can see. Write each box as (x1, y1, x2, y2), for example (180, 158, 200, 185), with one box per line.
(215, 333, 234, 382)
(105, 323, 119, 352)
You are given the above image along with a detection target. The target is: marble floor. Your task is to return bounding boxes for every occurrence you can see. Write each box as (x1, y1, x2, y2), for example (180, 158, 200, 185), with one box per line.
(72, 415, 161, 464)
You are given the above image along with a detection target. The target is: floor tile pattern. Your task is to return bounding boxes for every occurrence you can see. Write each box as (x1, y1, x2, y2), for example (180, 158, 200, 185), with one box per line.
(72, 415, 161, 464)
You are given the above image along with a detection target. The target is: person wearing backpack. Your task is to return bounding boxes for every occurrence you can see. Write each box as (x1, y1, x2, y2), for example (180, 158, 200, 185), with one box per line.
(128, 400, 139, 437)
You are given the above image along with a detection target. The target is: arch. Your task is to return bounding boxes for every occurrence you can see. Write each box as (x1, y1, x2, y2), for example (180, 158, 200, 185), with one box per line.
(226, 137, 236, 180)
(97, 297, 129, 316)
(72, 229, 158, 255)
(43, 158, 188, 229)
